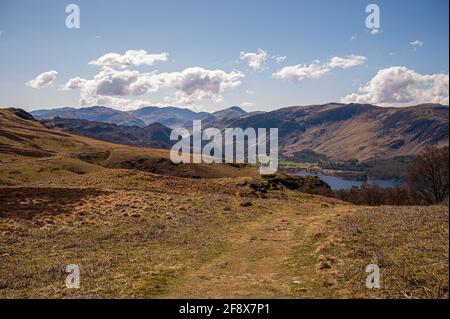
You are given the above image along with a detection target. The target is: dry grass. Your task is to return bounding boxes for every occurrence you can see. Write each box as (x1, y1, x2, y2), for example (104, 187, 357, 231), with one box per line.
(317, 205, 449, 298)
(0, 108, 448, 299)
(2, 172, 446, 299)
(0, 178, 316, 298)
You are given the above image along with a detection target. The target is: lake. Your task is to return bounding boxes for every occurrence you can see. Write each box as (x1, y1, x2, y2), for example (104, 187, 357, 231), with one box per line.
(295, 171, 404, 190)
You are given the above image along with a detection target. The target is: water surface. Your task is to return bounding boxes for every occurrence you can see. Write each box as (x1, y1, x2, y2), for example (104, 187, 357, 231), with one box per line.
(296, 171, 404, 190)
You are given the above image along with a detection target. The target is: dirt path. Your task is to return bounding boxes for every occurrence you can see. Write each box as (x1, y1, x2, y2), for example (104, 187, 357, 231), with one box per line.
(165, 201, 351, 298)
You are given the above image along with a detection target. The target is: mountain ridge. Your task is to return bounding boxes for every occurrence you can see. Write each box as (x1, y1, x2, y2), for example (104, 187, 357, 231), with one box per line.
(23, 102, 450, 160)
(42, 117, 175, 149)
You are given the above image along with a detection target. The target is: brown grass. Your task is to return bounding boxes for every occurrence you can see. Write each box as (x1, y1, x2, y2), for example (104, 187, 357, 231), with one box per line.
(0, 108, 448, 299)
(318, 205, 449, 298)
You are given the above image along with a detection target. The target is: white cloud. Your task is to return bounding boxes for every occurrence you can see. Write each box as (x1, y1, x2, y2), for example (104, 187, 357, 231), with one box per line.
(26, 70, 58, 89)
(341, 66, 449, 106)
(63, 68, 164, 109)
(272, 55, 287, 64)
(63, 66, 244, 108)
(328, 55, 367, 69)
(67, 94, 150, 111)
(245, 89, 255, 95)
(170, 67, 244, 103)
(240, 49, 268, 71)
(94, 68, 147, 96)
(350, 33, 357, 41)
(410, 40, 424, 50)
(61, 77, 87, 91)
(273, 60, 330, 81)
(273, 55, 366, 81)
(86, 96, 150, 111)
(89, 50, 169, 69)
(64, 67, 165, 97)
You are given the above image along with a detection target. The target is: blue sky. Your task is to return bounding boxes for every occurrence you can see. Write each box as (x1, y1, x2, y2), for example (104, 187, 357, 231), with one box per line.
(0, 0, 448, 112)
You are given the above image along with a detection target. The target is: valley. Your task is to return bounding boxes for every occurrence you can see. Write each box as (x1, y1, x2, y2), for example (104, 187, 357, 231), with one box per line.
(32, 103, 449, 160)
(0, 107, 448, 298)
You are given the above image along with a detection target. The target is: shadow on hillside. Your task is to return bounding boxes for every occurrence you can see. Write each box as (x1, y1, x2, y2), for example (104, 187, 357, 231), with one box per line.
(0, 188, 109, 219)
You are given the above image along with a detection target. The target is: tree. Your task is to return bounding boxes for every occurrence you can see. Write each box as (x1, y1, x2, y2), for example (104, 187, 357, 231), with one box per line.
(406, 146, 449, 205)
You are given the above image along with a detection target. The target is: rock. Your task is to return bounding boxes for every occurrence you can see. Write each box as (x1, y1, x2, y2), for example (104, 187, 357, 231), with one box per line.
(318, 261, 332, 270)
(248, 173, 332, 195)
(249, 182, 268, 193)
(240, 201, 253, 207)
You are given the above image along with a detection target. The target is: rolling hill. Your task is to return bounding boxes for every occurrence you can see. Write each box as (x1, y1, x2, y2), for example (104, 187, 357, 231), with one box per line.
(0, 108, 258, 184)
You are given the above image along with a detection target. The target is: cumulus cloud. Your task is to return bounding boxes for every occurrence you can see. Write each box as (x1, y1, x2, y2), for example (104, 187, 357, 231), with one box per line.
(410, 40, 424, 50)
(273, 60, 330, 81)
(61, 77, 87, 91)
(328, 55, 367, 69)
(89, 50, 169, 69)
(273, 55, 366, 81)
(63, 68, 162, 109)
(240, 49, 268, 70)
(84, 96, 150, 111)
(341, 66, 449, 106)
(25, 70, 58, 89)
(171, 67, 244, 103)
(64, 68, 163, 97)
(63, 66, 244, 108)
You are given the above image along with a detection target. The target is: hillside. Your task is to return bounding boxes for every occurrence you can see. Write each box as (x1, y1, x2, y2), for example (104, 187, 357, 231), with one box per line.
(210, 103, 449, 161)
(212, 106, 247, 120)
(129, 106, 213, 128)
(31, 106, 146, 127)
(0, 108, 258, 184)
(42, 117, 174, 149)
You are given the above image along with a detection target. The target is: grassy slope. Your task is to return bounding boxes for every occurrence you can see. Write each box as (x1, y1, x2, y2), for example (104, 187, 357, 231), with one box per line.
(0, 108, 257, 185)
(0, 108, 448, 298)
(278, 104, 449, 161)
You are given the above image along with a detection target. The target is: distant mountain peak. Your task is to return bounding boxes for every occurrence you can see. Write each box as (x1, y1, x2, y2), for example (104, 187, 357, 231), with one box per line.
(228, 106, 247, 113)
(212, 106, 247, 119)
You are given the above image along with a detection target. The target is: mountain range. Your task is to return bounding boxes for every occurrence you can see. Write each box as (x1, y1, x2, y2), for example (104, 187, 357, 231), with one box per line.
(32, 105, 249, 129)
(30, 103, 449, 161)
